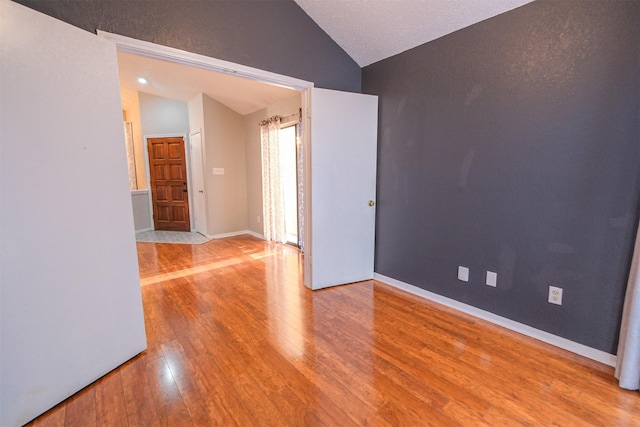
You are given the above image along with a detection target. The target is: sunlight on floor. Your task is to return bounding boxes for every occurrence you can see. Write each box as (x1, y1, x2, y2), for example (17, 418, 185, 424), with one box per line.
(140, 258, 247, 286)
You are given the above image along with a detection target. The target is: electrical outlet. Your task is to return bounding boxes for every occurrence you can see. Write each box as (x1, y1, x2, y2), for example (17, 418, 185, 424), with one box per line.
(486, 271, 497, 287)
(458, 266, 469, 282)
(256, 216, 261, 223)
(548, 286, 563, 305)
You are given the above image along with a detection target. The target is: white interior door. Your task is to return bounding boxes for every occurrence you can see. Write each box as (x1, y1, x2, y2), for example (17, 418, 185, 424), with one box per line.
(1, 2, 146, 425)
(305, 88, 378, 290)
(190, 131, 207, 235)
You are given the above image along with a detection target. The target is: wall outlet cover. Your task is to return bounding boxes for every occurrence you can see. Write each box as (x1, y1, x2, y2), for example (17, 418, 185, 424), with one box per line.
(486, 271, 497, 287)
(548, 286, 563, 305)
(458, 266, 469, 282)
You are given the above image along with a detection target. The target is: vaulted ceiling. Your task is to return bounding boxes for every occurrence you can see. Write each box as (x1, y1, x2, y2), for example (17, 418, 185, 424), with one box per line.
(294, 0, 534, 67)
(118, 0, 534, 115)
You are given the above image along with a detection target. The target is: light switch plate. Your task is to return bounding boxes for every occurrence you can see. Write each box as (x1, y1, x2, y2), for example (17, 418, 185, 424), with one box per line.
(212, 167, 225, 175)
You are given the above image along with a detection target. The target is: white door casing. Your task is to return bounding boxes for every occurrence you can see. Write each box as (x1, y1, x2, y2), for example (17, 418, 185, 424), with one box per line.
(96, 32, 379, 291)
(305, 88, 379, 290)
(190, 131, 207, 235)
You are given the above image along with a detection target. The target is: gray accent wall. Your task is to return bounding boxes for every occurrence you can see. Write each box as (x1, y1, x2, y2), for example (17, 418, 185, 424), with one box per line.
(14, 0, 361, 92)
(363, 0, 640, 354)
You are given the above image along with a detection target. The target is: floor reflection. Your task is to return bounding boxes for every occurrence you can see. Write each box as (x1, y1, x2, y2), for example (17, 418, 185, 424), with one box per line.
(264, 243, 306, 359)
(27, 234, 640, 425)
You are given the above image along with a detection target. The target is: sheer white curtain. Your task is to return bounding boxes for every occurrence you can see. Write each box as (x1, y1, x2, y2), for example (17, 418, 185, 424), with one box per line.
(616, 223, 640, 391)
(260, 116, 287, 243)
(124, 122, 137, 190)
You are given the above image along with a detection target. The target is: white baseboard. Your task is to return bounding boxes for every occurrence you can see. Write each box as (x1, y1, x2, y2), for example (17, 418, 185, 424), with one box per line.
(206, 230, 249, 239)
(135, 227, 153, 234)
(246, 230, 265, 240)
(374, 273, 617, 367)
(206, 230, 265, 240)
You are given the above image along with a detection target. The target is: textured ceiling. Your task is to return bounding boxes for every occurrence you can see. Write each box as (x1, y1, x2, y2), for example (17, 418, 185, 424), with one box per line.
(294, 0, 534, 67)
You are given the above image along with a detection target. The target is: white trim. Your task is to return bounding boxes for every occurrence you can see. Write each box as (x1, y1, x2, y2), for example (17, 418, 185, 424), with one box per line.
(142, 136, 154, 230)
(246, 230, 265, 240)
(134, 227, 153, 234)
(374, 273, 617, 367)
(97, 30, 314, 91)
(188, 129, 207, 235)
(98, 30, 316, 264)
(206, 230, 256, 240)
(301, 90, 312, 289)
(131, 189, 149, 196)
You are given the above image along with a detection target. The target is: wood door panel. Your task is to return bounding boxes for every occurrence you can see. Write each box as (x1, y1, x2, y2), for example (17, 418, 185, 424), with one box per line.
(168, 143, 182, 159)
(148, 137, 191, 231)
(171, 185, 186, 201)
(156, 206, 171, 221)
(152, 144, 165, 160)
(169, 164, 185, 180)
(155, 186, 169, 201)
(172, 206, 187, 222)
(153, 165, 167, 180)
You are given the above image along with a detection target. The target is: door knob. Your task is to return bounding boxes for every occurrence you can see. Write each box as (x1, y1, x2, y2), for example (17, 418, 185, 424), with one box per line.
(368, 200, 375, 207)
(198, 190, 204, 193)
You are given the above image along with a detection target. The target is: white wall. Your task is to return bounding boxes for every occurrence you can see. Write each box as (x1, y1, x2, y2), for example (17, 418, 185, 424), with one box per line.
(202, 94, 248, 236)
(131, 190, 152, 231)
(243, 94, 302, 235)
(138, 93, 191, 229)
(0, 2, 147, 425)
(139, 92, 190, 137)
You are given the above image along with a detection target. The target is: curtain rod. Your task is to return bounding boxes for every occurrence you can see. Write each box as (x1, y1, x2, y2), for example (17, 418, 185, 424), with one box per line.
(280, 109, 301, 121)
(258, 108, 301, 126)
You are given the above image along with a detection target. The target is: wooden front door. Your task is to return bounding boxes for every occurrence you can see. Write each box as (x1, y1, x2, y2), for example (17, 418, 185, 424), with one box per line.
(148, 137, 191, 231)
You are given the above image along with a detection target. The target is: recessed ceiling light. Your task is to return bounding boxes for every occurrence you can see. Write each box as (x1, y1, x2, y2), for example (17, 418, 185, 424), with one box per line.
(137, 77, 148, 85)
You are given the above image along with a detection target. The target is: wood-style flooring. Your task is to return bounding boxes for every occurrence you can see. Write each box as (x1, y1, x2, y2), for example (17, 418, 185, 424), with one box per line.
(27, 235, 640, 426)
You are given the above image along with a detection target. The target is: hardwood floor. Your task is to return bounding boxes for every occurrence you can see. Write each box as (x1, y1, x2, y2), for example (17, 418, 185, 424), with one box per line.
(27, 235, 640, 426)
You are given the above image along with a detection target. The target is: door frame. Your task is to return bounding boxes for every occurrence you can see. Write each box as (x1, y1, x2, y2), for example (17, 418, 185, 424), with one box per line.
(277, 123, 301, 247)
(98, 30, 315, 284)
(189, 129, 207, 236)
(143, 133, 193, 231)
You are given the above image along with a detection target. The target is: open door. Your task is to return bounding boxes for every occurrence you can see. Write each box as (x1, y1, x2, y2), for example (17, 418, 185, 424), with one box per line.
(1, 2, 146, 425)
(190, 131, 208, 236)
(305, 88, 378, 290)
